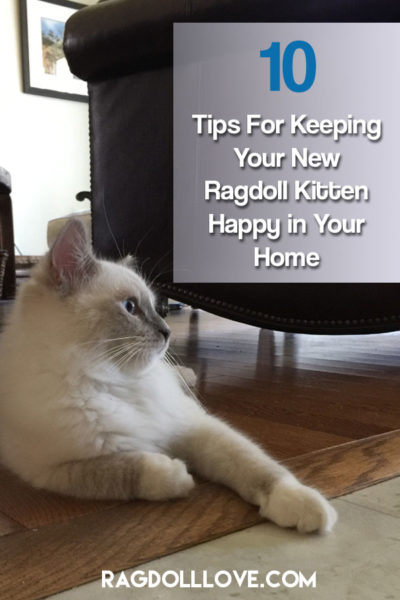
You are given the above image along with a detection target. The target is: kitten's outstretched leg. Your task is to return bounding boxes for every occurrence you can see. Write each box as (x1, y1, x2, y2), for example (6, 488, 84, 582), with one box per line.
(33, 452, 194, 500)
(172, 415, 337, 533)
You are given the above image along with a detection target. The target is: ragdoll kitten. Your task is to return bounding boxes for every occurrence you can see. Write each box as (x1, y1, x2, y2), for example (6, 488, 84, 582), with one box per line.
(0, 220, 336, 533)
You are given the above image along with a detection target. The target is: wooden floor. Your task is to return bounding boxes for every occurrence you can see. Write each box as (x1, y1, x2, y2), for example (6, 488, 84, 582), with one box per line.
(1, 308, 400, 599)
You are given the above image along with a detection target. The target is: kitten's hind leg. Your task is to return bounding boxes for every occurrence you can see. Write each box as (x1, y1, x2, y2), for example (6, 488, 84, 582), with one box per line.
(172, 414, 337, 534)
(33, 452, 194, 501)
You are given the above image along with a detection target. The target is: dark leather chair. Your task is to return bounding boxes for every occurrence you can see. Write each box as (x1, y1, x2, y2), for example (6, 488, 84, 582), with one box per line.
(0, 167, 16, 300)
(64, 0, 400, 334)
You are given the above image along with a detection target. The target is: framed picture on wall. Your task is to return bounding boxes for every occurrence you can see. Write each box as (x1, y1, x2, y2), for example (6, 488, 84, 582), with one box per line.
(20, 0, 88, 102)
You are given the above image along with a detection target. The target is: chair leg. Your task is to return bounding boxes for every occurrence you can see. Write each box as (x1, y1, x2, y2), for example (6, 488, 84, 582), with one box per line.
(0, 193, 16, 300)
(157, 295, 169, 317)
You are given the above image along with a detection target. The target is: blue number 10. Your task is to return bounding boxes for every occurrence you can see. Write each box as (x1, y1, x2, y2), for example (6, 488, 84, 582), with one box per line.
(260, 41, 316, 92)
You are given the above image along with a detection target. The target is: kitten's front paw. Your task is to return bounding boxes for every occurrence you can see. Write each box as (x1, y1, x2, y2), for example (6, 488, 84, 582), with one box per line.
(258, 477, 337, 534)
(167, 457, 195, 497)
(138, 454, 195, 501)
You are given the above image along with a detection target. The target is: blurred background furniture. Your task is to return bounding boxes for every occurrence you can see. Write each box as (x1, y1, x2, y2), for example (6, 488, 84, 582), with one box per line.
(0, 167, 16, 300)
(47, 211, 91, 248)
(64, 0, 400, 334)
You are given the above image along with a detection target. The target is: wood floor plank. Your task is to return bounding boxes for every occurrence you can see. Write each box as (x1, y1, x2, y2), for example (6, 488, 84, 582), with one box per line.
(0, 467, 120, 529)
(286, 429, 400, 497)
(0, 484, 258, 600)
(169, 311, 400, 451)
(0, 430, 399, 600)
(0, 512, 24, 537)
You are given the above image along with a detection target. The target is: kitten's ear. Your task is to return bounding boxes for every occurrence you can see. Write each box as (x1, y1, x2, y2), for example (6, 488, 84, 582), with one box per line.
(49, 219, 97, 293)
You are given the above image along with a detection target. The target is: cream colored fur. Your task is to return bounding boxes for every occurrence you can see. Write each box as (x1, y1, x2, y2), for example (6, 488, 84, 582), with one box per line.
(0, 220, 336, 533)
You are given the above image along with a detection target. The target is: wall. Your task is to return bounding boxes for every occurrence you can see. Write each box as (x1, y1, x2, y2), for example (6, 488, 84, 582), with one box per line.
(0, 0, 98, 255)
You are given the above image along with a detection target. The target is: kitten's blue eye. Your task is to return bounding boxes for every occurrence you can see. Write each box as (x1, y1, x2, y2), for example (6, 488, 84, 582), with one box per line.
(122, 299, 136, 315)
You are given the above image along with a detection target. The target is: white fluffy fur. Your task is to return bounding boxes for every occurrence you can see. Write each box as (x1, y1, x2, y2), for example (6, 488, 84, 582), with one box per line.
(0, 220, 337, 533)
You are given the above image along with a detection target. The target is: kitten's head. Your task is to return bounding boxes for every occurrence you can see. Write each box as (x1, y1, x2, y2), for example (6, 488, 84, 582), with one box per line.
(35, 219, 170, 374)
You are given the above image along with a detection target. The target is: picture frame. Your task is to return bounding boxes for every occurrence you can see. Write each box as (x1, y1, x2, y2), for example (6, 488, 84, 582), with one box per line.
(20, 0, 88, 103)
